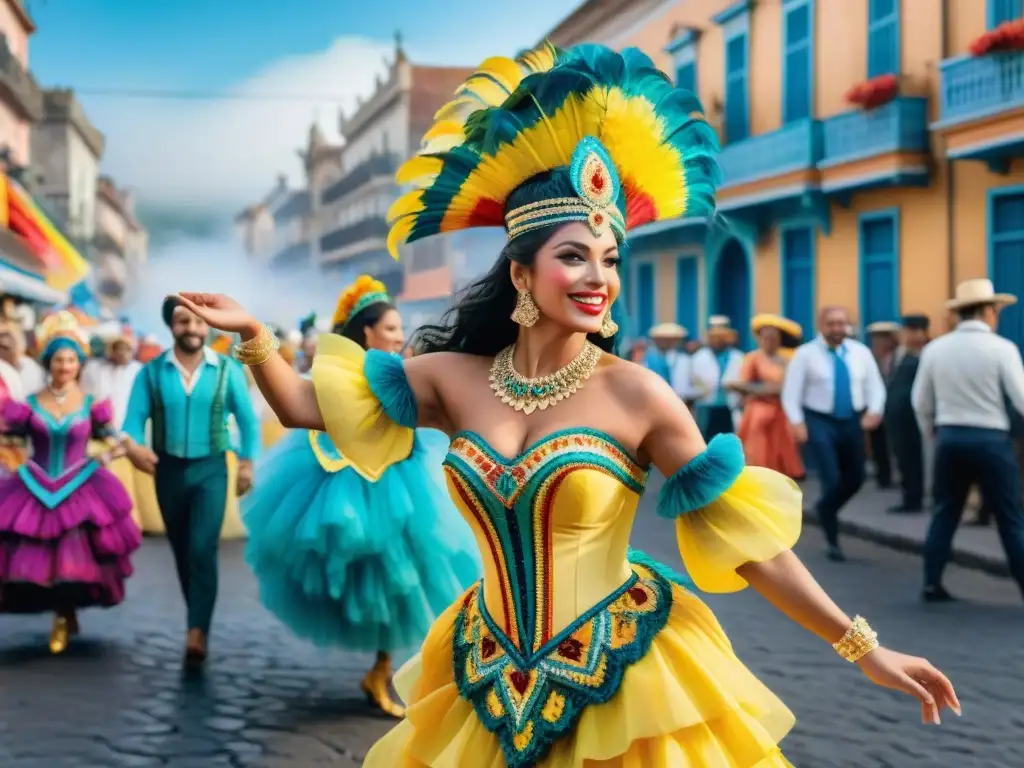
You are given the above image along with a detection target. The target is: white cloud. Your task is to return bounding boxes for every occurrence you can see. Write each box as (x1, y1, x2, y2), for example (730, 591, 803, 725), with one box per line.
(81, 15, 569, 212)
(82, 37, 395, 211)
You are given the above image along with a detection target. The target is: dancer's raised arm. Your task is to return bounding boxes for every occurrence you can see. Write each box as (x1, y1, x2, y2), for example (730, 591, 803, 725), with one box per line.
(174, 292, 448, 432)
(176, 293, 324, 430)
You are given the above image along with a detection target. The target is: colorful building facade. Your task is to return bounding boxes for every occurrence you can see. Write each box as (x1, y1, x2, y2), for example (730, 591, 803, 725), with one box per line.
(547, 0, 1024, 348)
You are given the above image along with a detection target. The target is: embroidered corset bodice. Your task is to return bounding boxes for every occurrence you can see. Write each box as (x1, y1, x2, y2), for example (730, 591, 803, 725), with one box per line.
(443, 427, 650, 655)
(9, 396, 99, 477)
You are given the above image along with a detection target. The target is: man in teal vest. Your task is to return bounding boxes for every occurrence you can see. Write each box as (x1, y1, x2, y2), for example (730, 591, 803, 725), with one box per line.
(123, 296, 259, 663)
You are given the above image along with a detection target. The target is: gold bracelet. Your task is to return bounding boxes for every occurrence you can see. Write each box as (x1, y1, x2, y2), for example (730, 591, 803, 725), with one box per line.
(231, 325, 280, 367)
(832, 616, 879, 662)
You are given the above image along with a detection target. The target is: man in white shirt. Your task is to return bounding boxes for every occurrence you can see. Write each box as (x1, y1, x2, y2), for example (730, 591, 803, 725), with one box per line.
(690, 316, 745, 439)
(782, 306, 887, 561)
(81, 327, 143, 430)
(912, 278, 1024, 603)
(0, 321, 45, 396)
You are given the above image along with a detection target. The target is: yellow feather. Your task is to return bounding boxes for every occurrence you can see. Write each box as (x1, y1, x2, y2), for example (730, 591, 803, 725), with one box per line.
(597, 88, 688, 219)
(470, 56, 527, 90)
(440, 96, 600, 231)
(387, 216, 415, 259)
(387, 191, 426, 222)
(422, 120, 465, 143)
(395, 157, 442, 186)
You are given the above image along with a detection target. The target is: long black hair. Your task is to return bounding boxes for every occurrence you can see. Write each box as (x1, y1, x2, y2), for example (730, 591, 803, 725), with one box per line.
(414, 171, 623, 357)
(333, 301, 396, 350)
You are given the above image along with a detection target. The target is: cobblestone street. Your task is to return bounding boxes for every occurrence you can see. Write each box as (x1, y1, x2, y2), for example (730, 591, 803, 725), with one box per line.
(2, 478, 1022, 767)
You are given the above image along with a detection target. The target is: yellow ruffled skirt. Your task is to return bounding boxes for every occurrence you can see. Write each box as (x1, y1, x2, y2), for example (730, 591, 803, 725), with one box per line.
(365, 584, 795, 767)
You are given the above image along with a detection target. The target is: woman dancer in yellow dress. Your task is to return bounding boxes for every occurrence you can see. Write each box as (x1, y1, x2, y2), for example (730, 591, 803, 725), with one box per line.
(176, 43, 958, 768)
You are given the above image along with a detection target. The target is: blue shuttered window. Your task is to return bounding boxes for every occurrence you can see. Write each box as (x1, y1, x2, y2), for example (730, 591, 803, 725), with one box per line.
(725, 32, 750, 142)
(783, 0, 813, 123)
(675, 52, 697, 96)
(867, 0, 900, 78)
(635, 262, 656, 337)
(781, 227, 815, 337)
(990, 190, 1024, 349)
(859, 211, 900, 331)
(675, 256, 699, 337)
(989, 0, 1023, 28)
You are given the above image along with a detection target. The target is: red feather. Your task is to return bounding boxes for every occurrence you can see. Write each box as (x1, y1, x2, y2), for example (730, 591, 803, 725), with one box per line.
(465, 197, 505, 228)
(625, 186, 657, 229)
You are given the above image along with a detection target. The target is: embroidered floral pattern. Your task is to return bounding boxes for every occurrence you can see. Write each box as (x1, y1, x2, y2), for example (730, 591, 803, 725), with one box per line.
(453, 563, 673, 768)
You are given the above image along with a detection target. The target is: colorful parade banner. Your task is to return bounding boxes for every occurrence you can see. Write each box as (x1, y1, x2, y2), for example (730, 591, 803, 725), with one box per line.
(2, 174, 91, 291)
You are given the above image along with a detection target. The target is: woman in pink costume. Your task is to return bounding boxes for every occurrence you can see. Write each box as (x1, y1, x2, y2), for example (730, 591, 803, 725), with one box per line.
(0, 311, 141, 653)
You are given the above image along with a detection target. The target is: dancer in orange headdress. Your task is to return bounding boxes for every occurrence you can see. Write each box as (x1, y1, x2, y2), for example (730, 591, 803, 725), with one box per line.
(239, 276, 480, 718)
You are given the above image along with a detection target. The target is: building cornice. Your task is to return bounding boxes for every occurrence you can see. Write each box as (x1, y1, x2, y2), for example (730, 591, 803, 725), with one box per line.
(5, 0, 35, 34)
(41, 89, 105, 158)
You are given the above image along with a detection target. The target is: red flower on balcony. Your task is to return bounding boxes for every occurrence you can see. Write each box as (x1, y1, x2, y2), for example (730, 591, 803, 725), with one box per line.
(970, 19, 1024, 56)
(845, 73, 899, 110)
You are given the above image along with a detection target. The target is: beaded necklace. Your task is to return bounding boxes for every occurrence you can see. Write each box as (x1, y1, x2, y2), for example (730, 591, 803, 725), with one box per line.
(488, 341, 602, 414)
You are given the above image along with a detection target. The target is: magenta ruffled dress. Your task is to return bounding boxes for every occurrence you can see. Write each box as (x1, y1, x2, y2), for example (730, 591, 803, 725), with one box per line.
(0, 396, 141, 613)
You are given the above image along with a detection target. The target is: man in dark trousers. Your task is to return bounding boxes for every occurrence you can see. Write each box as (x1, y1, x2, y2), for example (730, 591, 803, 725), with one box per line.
(885, 314, 930, 513)
(913, 279, 1024, 602)
(866, 321, 901, 489)
(123, 296, 259, 662)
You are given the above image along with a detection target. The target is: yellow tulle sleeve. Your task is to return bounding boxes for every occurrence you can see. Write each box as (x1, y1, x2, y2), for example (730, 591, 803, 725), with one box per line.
(674, 466, 802, 593)
(309, 333, 414, 481)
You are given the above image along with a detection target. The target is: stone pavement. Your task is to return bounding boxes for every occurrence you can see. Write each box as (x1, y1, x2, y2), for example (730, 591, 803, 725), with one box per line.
(1, 477, 1022, 767)
(799, 477, 1010, 576)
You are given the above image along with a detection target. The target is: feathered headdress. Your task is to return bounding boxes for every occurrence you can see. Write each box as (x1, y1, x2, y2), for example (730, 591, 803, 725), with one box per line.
(36, 310, 90, 363)
(387, 42, 720, 256)
(331, 275, 391, 329)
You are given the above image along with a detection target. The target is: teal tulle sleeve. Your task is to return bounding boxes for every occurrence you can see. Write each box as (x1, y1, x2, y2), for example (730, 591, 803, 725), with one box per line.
(365, 350, 418, 429)
(655, 434, 746, 519)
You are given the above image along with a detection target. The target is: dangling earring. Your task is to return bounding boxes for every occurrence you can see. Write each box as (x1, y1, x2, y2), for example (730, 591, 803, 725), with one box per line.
(599, 310, 619, 338)
(511, 290, 539, 327)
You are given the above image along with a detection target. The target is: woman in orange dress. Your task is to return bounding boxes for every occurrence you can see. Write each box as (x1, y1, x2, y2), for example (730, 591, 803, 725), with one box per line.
(732, 314, 805, 479)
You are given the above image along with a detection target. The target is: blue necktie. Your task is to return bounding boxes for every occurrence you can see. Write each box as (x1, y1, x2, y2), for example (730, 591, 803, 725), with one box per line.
(831, 347, 854, 419)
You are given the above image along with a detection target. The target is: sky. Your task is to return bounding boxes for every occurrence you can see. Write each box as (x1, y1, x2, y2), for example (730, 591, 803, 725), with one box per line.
(27, 0, 584, 213)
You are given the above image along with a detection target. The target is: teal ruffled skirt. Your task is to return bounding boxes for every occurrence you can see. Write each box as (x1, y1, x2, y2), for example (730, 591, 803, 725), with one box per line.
(242, 428, 481, 653)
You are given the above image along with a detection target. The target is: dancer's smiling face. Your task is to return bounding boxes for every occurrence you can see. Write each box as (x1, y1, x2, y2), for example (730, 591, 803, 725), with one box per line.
(364, 307, 405, 354)
(510, 221, 621, 337)
(48, 347, 81, 387)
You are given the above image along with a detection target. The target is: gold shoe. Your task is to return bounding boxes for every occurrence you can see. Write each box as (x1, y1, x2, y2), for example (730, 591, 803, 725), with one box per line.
(361, 663, 405, 718)
(49, 616, 70, 654)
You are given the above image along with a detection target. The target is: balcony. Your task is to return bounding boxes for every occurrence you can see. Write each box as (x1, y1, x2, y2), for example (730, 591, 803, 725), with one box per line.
(716, 118, 823, 213)
(0, 40, 42, 121)
(933, 52, 1024, 171)
(321, 153, 399, 206)
(819, 97, 930, 195)
(319, 216, 389, 257)
(269, 240, 311, 271)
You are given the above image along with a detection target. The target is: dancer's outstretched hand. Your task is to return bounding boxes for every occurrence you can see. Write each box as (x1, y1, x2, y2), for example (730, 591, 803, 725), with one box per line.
(857, 647, 961, 725)
(176, 293, 259, 335)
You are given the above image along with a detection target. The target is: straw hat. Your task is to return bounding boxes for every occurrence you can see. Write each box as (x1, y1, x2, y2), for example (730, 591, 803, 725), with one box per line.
(648, 322, 687, 340)
(706, 315, 737, 341)
(945, 278, 1016, 310)
(752, 313, 802, 348)
(865, 321, 902, 335)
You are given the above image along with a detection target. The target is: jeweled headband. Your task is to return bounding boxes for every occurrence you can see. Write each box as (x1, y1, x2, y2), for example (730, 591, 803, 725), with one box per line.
(503, 138, 627, 242)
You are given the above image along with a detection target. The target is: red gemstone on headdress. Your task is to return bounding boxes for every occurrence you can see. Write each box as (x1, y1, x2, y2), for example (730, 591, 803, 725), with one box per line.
(591, 170, 605, 191)
(628, 586, 648, 605)
(481, 637, 496, 659)
(593, 213, 604, 225)
(510, 670, 530, 694)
